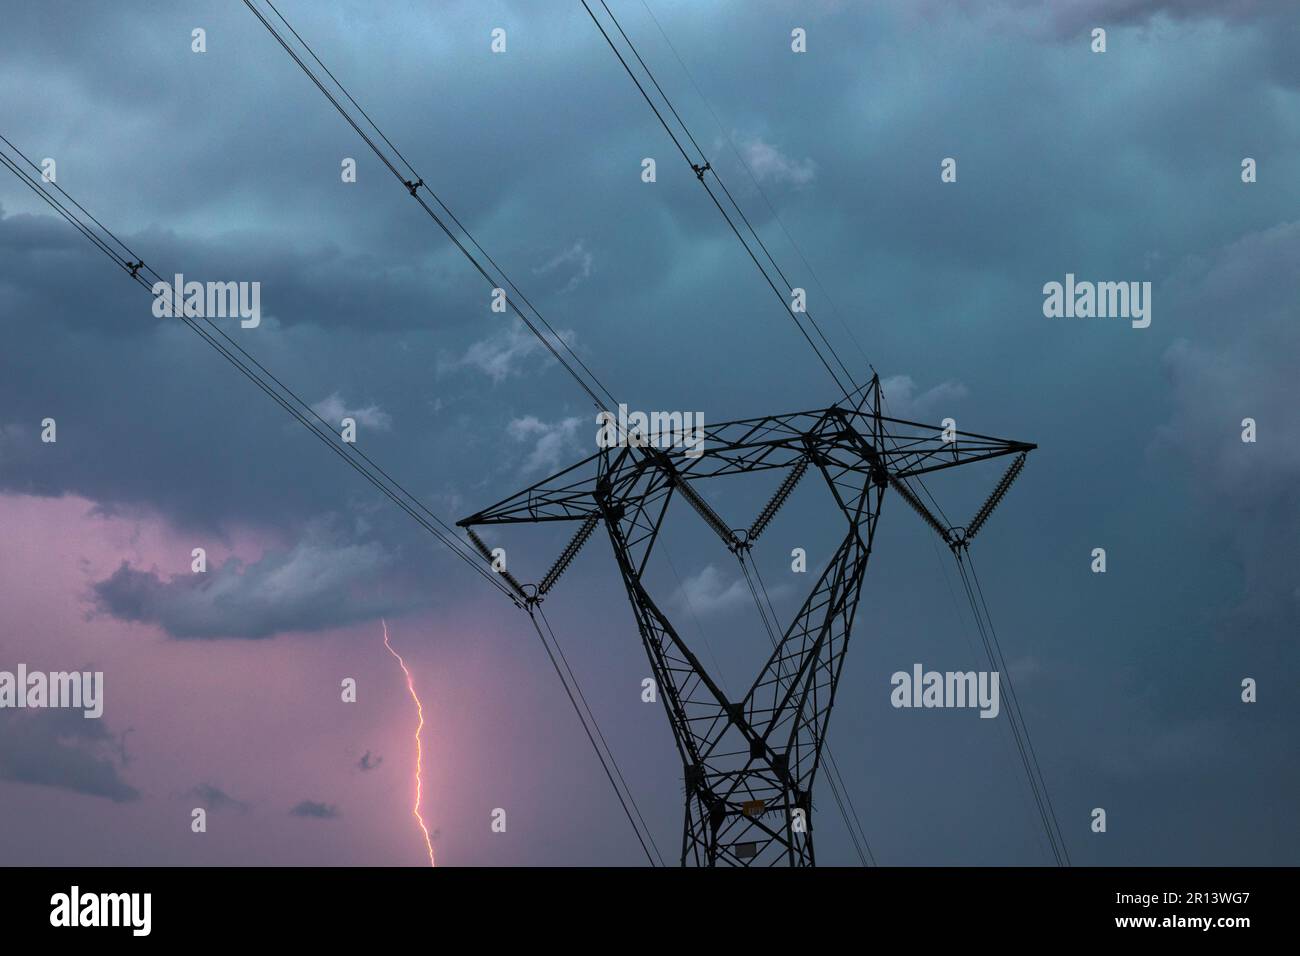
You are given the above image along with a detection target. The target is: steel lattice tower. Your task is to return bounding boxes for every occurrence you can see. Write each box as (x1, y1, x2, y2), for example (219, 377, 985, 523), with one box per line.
(460, 376, 1034, 866)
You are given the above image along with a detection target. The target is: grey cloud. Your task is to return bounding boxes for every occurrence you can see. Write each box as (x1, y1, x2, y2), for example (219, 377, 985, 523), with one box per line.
(289, 799, 339, 819)
(310, 393, 392, 431)
(1152, 222, 1300, 645)
(735, 134, 816, 188)
(533, 241, 594, 294)
(185, 782, 251, 814)
(934, 0, 1297, 40)
(879, 375, 969, 421)
(439, 325, 579, 385)
(507, 415, 585, 476)
(0, 708, 139, 803)
(1039, 0, 1295, 36)
(90, 521, 418, 639)
(673, 564, 753, 617)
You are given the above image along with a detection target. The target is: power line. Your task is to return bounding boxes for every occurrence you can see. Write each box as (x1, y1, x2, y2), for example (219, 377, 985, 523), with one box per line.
(953, 549, 1067, 865)
(0, 141, 521, 606)
(247, 0, 620, 416)
(636, 0, 877, 381)
(606, 2, 964, 577)
(236, 0, 665, 861)
(527, 608, 661, 865)
(874, 374, 1064, 863)
(964, 547, 1071, 865)
(599, 0, 860, 394)
(258, 0, 619, 410)
(537, 606, 666, 864)
(920, 528, 1053, 862)
(579, 0, 856, 399)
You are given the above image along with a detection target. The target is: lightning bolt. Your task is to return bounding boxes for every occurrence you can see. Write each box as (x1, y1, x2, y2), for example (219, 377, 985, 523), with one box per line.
(382, 618, 436, 867)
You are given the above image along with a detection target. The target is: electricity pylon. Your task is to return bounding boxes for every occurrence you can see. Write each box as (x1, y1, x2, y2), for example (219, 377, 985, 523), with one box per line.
(460, 376, 1034, 866)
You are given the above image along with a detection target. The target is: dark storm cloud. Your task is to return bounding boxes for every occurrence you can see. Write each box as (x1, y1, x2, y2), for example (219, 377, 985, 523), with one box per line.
(0, 205, 550, 563)
(289, 799, 338, 819)
(1043, 0, 1298, 36)
(0, 0, 679, 551)
(0, 708, 139, 802)
(90, 520, 420, 639)
(357, 750, 382, 772)
(936, 0, 1298, 41)
(1152, 221, 1300, 648)
(0, 203, 489, 338)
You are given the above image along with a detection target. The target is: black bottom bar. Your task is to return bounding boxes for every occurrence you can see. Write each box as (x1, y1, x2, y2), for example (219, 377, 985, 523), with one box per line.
(1, 866, 1286, 941)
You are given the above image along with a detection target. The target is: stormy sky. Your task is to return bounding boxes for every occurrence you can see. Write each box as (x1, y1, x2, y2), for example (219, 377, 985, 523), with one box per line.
(1, 0, 1297, 866)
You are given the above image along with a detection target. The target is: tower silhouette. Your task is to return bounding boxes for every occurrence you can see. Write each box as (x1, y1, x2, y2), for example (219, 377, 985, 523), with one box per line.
(461, 376, 1034, 865)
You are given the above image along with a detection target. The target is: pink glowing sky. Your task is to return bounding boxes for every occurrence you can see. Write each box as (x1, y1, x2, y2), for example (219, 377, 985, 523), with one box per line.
(0, 492, 661, 865)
